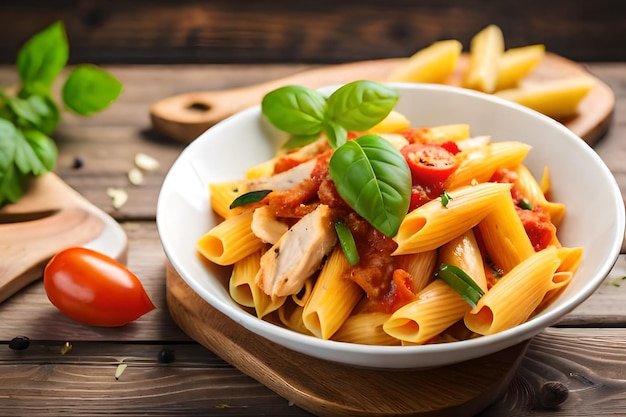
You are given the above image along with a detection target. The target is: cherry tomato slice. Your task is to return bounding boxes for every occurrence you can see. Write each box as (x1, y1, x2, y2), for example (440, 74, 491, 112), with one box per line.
(401, 144, 458, 187)
(44, 247, 155, 327)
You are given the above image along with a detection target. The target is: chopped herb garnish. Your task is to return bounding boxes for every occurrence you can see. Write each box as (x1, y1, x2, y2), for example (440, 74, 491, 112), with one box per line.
(335, 221, 360, 265)
(436, 263, 485, 308)
(441, 190, 453, 207)
(229, 189, 272, 209)
(518, 199, 533, 210)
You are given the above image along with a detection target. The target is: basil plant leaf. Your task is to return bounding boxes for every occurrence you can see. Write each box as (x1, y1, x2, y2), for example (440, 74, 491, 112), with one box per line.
(322, 119, 347, 149)
(329, 134, 411, 237)
(17, 21, 69, 96)
(23, 129, 57, 173)
(0, 163, 26, 205)
(12, 128, 54, 176)
(62, 64, 123, 116)
(282, 134, 321, 150)
(229, 190, 272, 209)
(6, 95, 60, 133)
(261, 85, 326, 136)
(0, 119, 18, 171)
(326, 80, 399, 132)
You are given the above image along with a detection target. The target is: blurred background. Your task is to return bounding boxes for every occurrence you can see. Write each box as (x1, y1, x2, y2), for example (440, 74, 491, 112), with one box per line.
(1, 0, 625, 65)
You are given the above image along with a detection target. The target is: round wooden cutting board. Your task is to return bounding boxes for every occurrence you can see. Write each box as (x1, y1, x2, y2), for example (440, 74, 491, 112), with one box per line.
(150, 52, 614, 145)
(166, 263, 529, 417)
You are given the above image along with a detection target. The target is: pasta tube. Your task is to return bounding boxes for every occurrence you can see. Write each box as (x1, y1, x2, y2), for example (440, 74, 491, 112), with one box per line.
(464, 246, 560, 335)
(197, 210, 265, 266)
(229, 251, 285, 318)
(383, 280, 469, 344)
(332, 312, 400, 346)
(393, 182, 512, 255)
(478, 193, 535, 274)
(302, 247, 363, 339)
(445, 141, 531, 190)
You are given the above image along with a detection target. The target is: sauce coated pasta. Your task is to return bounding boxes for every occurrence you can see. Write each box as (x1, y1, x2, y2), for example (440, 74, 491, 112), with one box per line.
(196, 111, 582, 346)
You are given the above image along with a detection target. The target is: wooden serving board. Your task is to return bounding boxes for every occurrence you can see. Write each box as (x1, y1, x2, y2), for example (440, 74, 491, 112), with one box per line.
(166, 263, 529, 417)
(150, 53, 614, 145)
(0, 173, 128, 304)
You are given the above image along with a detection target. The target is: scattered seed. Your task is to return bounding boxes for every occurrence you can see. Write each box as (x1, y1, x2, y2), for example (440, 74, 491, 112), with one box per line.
(8, 336, 30, 350)
(107, 187, 128, 209)
(157, 348, 175, 364)
(72, 156, 84, 169)
(60, 341, 73, 355)
(128, 168, 144, 185)
(115, 363, 128, 380)
(134, 152, 160, 171)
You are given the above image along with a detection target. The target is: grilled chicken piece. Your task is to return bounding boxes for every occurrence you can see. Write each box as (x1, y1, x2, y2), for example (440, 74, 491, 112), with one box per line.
(256, 204, 337, 298)
(246, 158, 317, 192)
(251, 206, 289, 245)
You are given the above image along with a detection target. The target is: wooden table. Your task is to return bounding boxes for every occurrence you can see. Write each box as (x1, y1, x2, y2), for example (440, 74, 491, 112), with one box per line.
(0, 62, 625, 416)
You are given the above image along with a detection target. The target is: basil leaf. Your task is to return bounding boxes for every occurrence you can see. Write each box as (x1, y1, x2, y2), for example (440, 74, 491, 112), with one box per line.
(518, 199, 533, 210)
(329, 134, 411, 237)
(17, 21, 68, 96)
(323, 119, 347, 149)
(436, 263, 485, 308)
(62, 64, 123, 116)
(0, 120, 18, 171)
(6, 95, 60, 133)
(282, 134, 320, 150)
(0, 163, 26, 205)
(12, 128, 55, 176)
(229, 190, 272, 209)
(262, 86, 326, 136)
(441, 190, 453, 207)
(23, 129, 57, 172)
(335, 221, 360, 266)
(326, 80, 399, 132)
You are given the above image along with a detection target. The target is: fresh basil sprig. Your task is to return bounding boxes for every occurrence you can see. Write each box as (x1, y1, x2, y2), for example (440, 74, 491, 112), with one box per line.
(261, 80, 399, 149)
(329, 134, 411, 238)
(229, 189, 272, 209)
(334, 221, 360, 266)
(0, 21, 123, 206)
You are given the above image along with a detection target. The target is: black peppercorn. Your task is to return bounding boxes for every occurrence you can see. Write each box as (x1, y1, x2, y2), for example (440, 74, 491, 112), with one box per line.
(72, 156, 84, 169)
(8, 336, 30, 350)
(157, 348, 175, 363)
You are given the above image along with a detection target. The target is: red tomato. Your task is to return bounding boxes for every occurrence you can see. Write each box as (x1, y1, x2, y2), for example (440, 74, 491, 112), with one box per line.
(401, 144, 458, 187)
(44, 247, 155, 327)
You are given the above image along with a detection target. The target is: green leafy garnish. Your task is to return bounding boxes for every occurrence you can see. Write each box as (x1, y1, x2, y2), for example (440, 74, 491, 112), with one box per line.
(261, 80, 399, 149)
(335, 221, 360, 266)
(229, 190, 272, 209)
(0, 21, 123, 206)
(436, 263, 485, 308)
(518, 199, 533, 210)
(441, 190, 453, 207)
(329, 134, 411, 238)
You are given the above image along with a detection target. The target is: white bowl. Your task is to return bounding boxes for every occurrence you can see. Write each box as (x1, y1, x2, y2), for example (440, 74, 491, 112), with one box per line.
(157, 83, 624, 369)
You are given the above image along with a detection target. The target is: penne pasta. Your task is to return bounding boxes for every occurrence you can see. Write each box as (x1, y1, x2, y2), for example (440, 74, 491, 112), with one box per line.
(332, 312, 400, 346)
(438, 229, 488, 292)
(383, 280, 470, 344)
(229, 251, 286, 317)
(302, 247, 363, 339)
(197, 210, 265, 266)
(445, 141, 531, 189)
(394, 250, 438, 294)
(478, 193, 535, 274)
(209, 180, 247, 219)
(464, 246, 561, 335)
(514, 164, 566, 226)
(394, 182, 512, 255)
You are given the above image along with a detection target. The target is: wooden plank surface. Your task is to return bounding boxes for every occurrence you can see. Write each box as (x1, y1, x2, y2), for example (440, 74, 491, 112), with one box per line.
(0, 62, 625, 415)
(0, 1, 625, 64)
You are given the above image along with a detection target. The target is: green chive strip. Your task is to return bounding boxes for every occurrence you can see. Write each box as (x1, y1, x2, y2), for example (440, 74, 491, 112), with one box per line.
(335, 221, 360, 266)
(436, 263, 485, 308)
